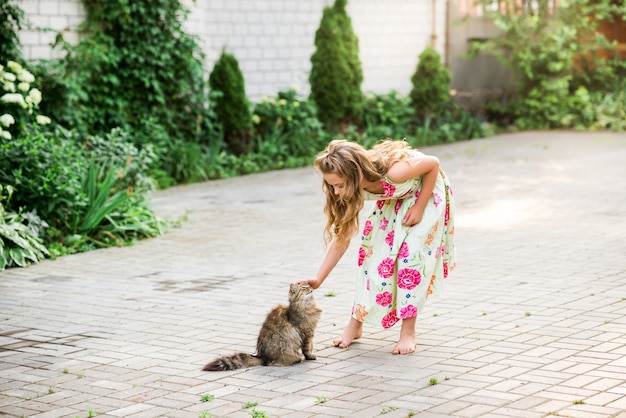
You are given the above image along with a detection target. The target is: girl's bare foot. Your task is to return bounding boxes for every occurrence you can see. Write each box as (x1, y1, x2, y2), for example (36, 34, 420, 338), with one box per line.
(392, 317, 416, 355)
(333, 317, 363, 348)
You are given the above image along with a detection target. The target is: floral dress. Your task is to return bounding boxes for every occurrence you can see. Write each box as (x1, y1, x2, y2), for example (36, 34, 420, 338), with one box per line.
(353, 159, 456, 329)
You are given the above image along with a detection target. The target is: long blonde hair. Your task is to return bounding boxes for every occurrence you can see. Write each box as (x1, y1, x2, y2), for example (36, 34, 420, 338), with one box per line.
(314, 139, 415, 245)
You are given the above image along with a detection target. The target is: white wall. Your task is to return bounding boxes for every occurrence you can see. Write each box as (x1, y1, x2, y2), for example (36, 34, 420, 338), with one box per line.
(19, 0, 447, 101)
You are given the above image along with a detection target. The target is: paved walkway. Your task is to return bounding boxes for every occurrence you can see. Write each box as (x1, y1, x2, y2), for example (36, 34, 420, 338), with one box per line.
(1, 131, 625, 418)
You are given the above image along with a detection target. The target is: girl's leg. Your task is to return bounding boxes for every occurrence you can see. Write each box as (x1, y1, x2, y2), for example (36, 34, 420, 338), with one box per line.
(333, 317, 363, 348)
(392, 316, 416, 355)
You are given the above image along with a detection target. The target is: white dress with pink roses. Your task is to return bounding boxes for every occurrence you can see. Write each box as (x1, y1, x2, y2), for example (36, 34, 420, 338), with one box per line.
(353, 161, 456, 329)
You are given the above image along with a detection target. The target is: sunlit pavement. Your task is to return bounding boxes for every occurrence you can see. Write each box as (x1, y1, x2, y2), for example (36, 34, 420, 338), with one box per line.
(1, 131, 625, 417)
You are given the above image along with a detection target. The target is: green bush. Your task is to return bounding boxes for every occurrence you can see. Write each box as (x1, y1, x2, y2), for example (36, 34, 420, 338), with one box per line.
(470, 0, 626, 130)
(414, 104, 491, 146)
(81, 128, 158, 193)
(251, 88, 328, 162)
(32, 0, 222, 185)
(361, 91, 415, 146)
(0, 184, 49, 270)
(0, 0, 24, 63)
(0, 127, 86, 236)
(409, 46, 451, 116)
(208, 49, 252, 155)
(309, 0, 363, 126)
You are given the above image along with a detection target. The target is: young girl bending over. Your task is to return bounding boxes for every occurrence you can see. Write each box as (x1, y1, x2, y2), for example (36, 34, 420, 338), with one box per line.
(300, 139, 456, 355)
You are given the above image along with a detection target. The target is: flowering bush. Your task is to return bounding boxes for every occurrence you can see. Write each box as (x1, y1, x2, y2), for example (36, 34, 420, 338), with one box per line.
(0, 61, 51, 140)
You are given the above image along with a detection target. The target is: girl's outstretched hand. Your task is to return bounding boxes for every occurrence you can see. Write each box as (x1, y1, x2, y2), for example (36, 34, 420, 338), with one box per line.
(295, 278, 322, 290)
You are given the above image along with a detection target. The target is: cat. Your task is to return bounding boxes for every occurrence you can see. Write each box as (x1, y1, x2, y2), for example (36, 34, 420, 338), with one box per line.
(202, 282, 322, 371)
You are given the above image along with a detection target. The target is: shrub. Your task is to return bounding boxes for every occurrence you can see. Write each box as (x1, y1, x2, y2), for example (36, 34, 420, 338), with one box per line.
(32, 0, 222, 185)
(469, 0, 626, 130)
(0, 127, 86, 236)
(414, 104, 491, 146)
(309, 0, 363, 126)
(361, 91, 415, 146)
(409, 46, 451, 116)
(0, 184, 49, 270)
(251, 88, 327, 162)
(208, 49, 252, 155)
(0, 0, 24, 63)
(0, 61, 51, 139)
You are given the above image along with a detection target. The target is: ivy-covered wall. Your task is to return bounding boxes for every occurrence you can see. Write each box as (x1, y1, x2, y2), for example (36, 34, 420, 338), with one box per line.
(18, 0, 447, 100)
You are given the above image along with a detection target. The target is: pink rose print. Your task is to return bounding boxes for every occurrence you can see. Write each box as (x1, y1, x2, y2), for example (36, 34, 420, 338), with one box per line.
(394, 200, 402, 214)
(379, 218, 388, 230)
(398, 242, 409, 259)
(358, 247, 366, 266)
(433, 193, 442, 207)
(400, 304, 418, 319)
(397, 268, 421, 290)
(415, 190, 421, 199)
(377, 257, 395, 279)
(381, 181, 396, 198)
(445, 203, 450, 226)
(362, 220, 373, 237)
(376, 291, 393, 306)
(385, 231, 394, 247)
(376, 200, 384, 210)
(443, 262, 449, 278)
(381, 310, 399, 329)
(367, 278, 371, 290)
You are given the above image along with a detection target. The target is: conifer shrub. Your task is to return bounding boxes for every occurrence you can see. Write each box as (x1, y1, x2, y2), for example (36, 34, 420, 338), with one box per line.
(209, 49, 252, 155)
(409, 46, 451, 116)
(309, 0, 363, 126)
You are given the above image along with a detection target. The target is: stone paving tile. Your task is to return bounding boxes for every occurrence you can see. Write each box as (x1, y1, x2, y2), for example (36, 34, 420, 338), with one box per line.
(1, 131, 625, 417)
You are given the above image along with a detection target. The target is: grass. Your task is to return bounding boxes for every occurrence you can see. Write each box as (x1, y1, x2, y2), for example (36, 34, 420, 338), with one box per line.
(200, 394, 214, 402)
(381, 406, 397, 414)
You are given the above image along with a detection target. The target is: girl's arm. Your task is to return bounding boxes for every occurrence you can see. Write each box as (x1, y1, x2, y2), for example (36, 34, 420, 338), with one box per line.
(300, 237, 351, 289)
(387, 155, 440, 226)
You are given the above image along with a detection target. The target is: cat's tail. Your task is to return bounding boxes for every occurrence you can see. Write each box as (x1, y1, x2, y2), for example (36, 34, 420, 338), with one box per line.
(202, 353, 263, 371)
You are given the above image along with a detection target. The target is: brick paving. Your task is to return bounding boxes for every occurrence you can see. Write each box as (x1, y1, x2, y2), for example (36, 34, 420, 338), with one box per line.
(1, 131, 625, 418)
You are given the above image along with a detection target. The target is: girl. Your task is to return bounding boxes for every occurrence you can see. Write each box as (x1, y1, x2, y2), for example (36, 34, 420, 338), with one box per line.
(301, 139, 455, 354)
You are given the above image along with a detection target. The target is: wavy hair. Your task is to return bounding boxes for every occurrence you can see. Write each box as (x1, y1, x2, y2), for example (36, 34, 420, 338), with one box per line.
(314, 139, 419, 245)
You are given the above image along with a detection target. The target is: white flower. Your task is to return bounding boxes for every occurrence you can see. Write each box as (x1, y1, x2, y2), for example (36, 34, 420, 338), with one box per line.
(252, 114, 261, 125)
(3, 72, 16, 82)
(17, 70, 35, 83)
(17, 82, 30, 92)
(28, 88, 42, 105)
(278, 99, 287, 106)
(3, 82, 15, 92)
(1, 93, 26, 106)
(7, 61, 22, 73)
(0, 130, 11, 140)
(0, 113, 15, 127)
(36, 115, 51, 125)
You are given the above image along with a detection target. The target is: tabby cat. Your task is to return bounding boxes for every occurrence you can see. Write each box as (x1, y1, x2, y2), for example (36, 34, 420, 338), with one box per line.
(203, 282, 322, 371)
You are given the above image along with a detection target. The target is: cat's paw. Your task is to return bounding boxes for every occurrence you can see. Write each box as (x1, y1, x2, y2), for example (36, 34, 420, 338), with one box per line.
(304, 353, 316, 360)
